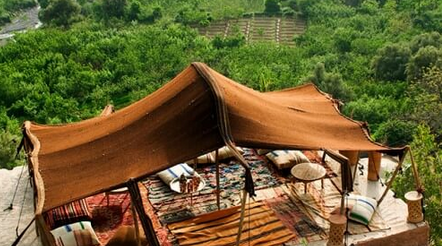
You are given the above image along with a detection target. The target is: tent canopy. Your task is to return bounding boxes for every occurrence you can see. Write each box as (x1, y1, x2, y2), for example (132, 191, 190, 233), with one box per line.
(24, 63, 394, 213)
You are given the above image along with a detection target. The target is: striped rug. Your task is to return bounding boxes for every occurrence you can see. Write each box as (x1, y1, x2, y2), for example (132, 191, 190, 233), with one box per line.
(168, 202, 294, 246)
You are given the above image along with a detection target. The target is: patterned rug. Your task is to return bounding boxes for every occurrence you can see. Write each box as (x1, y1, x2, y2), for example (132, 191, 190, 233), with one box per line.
(146, 148, 283, 224)
(168, 202, 294, 246)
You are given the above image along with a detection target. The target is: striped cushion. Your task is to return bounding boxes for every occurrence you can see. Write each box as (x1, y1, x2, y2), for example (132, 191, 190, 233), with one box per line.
(347, 194, 377, 225)
(51, 221, 100, 246)
(157, 163, 196, 185)
(266, 150, 310, 169)
(44, 199, 92, 229)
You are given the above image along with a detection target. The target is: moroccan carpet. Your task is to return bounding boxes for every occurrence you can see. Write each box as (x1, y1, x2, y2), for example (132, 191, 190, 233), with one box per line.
(146, 148, 283, 224)
(168, 202, 294, 246)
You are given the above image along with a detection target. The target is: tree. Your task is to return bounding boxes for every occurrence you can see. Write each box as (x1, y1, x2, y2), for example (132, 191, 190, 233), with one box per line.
(372, 44, 411, 81)
(408, 66, 442, 141)
(406, 46, 442, 81)
(264, 0, 281, 15)
(393, 125, 442, 245)
(373, 119, 416, 146)
(40, 0, 81, 27)
(410, 32, 441, 54)
(101, 0, 127, 19)
(306, 63, 353, 102)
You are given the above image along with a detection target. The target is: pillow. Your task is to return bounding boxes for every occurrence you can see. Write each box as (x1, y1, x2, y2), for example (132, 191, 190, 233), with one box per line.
(347, 194, 377, 225)
(256, 149, 272, 155)
(44, 199, 92, 229)
(51, 221, 100, 246)
(266, 150, 310, 170)
(187, 146, 244, 164)
(186, 153, 215, 164)
(213, 146, 244, 160)
(157, 163, 196, 185)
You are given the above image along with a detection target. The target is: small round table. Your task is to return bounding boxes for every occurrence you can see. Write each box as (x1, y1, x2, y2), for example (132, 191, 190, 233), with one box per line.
(291, 162, 327, 194)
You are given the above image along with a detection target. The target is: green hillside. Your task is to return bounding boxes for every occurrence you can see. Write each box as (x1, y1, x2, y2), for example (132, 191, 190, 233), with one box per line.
(0, 0, 440, 243)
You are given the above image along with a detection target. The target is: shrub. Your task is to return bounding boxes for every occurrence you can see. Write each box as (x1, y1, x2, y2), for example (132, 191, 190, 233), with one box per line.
(372, 43, 411, 81)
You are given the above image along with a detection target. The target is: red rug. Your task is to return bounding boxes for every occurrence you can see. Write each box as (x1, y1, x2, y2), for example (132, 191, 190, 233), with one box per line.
(85, 184, 170, 245)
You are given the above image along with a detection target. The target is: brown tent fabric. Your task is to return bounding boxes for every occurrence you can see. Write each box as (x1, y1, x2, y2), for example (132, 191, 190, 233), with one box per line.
(24, 62, 393, 214)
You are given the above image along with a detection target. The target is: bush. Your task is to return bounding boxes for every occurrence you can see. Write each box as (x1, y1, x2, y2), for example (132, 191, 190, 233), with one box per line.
(373, 119, 416, 146)
(392, 125, 442, 245)
(264, 0, 281, 15)
(372, 43, 411, 81)
(0, 130, 21, 169)
(406, 46, 442, 81)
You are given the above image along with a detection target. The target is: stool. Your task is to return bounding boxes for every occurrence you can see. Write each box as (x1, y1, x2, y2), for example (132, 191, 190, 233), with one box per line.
(291, 163, 326, 194)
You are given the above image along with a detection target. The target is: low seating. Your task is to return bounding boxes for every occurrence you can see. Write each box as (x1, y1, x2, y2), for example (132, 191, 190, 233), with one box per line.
(266, 150, 310, 170)
(291, 162, 326, 193)
(186, 146, 244, 164)
(44, 199, 92, 229)
(50, 221, 100, 246)
(347, 194, 377, 225)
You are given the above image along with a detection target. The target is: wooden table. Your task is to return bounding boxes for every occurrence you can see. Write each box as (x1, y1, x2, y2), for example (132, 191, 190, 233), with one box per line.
(291, 162, 327, 193)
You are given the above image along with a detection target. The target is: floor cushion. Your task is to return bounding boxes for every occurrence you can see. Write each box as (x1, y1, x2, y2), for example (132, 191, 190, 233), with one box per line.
(266, 150, 310, 170)
(44, 199, 92, 229)
(51, 221, 100, 246)
(347, 194, 377, 225)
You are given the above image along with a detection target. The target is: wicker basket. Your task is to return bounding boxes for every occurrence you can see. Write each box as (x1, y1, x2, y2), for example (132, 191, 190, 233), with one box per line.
(327, 214, 346, 246)
(405, 191, 423, 223)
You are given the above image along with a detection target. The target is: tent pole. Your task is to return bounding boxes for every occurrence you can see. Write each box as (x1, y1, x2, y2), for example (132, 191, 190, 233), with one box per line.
(215, 149, 220, 210)
(235, 189, 248, 246)
(377, 147, 409, 206)
(127, 179, 160, 246)
(130, 203, 141, 246)
(408, 147, 423, 190)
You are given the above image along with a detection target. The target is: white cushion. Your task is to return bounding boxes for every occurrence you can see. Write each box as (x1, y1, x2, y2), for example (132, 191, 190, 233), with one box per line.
(266, 150, 310, 169)
(347, 194, 377, 225)
(186, 146, 244, 164)
(51, 221, 100, 246)
(157, 163, 195, 185)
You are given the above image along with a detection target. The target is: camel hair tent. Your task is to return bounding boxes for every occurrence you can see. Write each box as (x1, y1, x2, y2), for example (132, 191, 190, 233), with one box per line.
(21, 62, 413, 246)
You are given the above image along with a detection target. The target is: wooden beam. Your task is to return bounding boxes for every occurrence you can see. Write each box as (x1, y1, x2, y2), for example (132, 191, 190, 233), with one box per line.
(126, 179, 160, 246)
(377, 147, 409, 206)
(215, 149, 220, 210)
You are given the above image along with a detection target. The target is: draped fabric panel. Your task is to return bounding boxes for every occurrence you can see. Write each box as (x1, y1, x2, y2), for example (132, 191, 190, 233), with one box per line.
(24, 63, 395, 213)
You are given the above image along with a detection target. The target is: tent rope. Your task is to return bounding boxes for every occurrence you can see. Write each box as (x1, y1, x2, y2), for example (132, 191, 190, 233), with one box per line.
(16, 175, 30, 237)
(11, 218, 35, 246)
(4, 164, 25, 211)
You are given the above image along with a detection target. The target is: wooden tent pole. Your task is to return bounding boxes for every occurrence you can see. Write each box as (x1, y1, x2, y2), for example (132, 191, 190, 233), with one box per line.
(408, 147, 423, 190)
(130, 203, 141, 246)
(127, 179, 160, 246)
(235, 189, 248, 246)
(377, 147, 409, 206)
(215, 149, 221, 210)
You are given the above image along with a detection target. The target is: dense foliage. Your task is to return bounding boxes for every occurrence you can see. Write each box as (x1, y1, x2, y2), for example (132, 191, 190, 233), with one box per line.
(0, 0, 441, 242)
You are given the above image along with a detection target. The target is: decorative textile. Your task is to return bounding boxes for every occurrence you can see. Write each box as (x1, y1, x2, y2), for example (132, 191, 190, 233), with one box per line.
(347, 194, 377, 225)
(168, 202, 294, 246)
(284, 181, 388, 235)
(50, 221, 100, 246)
(146, 148, 282, 224)
(44, 199, 92, 229)
(263, 194, 325, 243)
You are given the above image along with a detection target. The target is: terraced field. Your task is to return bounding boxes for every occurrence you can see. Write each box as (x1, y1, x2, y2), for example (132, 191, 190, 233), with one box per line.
(192, 16, 306, 46)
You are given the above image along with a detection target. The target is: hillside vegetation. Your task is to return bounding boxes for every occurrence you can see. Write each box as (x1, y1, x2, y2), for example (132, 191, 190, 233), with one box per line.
(0, 0, 441, 244)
